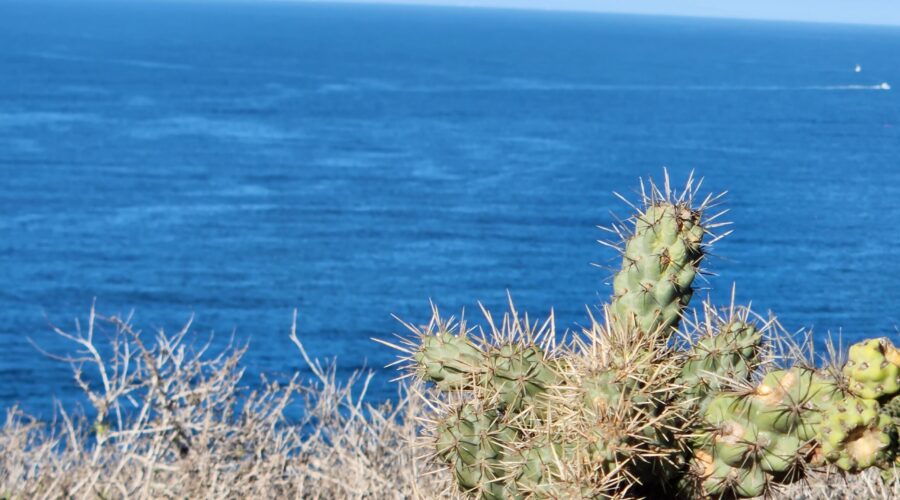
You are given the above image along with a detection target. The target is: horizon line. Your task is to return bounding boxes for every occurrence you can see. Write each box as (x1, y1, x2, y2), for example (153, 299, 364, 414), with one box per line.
(294, 0, 900, 28)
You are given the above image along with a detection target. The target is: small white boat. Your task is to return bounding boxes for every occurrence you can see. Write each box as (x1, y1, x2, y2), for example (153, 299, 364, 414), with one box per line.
(855, 64, 862, 73)
(880, 82, 891, 90)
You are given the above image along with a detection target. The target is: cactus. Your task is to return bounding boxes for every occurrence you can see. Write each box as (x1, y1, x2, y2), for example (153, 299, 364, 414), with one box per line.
(686, 367, 844, 494)
(511, 440, 566, 495)
(691, 450, 767, 499)
(609, 201, 705, 336)
(414, 330, 485, 391)
(380, 173, 900, 499)
(688, 379, 817, 498)
(483, 343, 560, 413)
(435, 402, 539, 499)
(844, 337, 900, 400)
(678, 310, 764, 412)
(817, 397, 895, 472)
(883, 392, 900, 422)
(749, 368, 840, 441)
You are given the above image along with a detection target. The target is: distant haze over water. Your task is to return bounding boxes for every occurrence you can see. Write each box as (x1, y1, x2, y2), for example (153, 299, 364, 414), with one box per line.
(1, 1, 899, 415)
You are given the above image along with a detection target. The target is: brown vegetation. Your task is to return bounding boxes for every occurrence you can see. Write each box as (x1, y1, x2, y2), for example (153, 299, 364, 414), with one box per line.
(0, 306, 896, 499)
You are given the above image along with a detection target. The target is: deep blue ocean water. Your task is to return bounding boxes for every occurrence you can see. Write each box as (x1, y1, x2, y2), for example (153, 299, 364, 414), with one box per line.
(2, 1, 900, 416)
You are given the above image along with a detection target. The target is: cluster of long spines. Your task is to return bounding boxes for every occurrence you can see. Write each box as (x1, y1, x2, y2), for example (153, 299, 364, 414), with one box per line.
(548, 308, 696, 497)
(383, 303, 612, 497)
(677, 300, 768, 414)
(602, 171, 729, 338)
(393, 300, 696, 498)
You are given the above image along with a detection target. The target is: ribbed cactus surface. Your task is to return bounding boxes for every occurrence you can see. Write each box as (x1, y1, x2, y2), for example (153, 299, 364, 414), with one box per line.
(679, 318, 762, 412)
(844, 337, 900, 399)
(414, 331, 484, 391)
(818, 397, 894, 472)
(610, 202, 704, 336)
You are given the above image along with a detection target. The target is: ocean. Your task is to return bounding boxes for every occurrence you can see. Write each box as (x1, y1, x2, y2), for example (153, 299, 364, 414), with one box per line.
(1, 0, 899, 415)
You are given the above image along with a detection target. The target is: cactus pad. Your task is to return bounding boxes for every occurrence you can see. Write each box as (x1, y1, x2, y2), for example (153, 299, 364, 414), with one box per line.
(484, 344, 560, 412)
(844, 338, 900, 400)
(749, 368, 840, 441)
(680, 318, 762, 410)
(610, 203, 705, 335)
(415, 331, 485, 391)
(818, 397, 894, 472)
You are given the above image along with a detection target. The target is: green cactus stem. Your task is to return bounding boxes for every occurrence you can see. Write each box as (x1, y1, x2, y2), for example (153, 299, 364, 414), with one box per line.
(609, 202, 705, 336)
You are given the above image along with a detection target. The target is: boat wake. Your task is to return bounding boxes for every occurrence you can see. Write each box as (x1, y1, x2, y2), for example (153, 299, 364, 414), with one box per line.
(315, 79, 892, 93)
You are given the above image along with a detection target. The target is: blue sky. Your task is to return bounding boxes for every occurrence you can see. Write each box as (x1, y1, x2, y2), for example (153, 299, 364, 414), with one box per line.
(312, 0, 900, 26)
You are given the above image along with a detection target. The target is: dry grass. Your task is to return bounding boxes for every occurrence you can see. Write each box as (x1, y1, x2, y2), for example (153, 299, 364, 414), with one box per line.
(0, 306, 447, 499)
(0, 305, 897, 499)
(777, 468, 900, 499)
